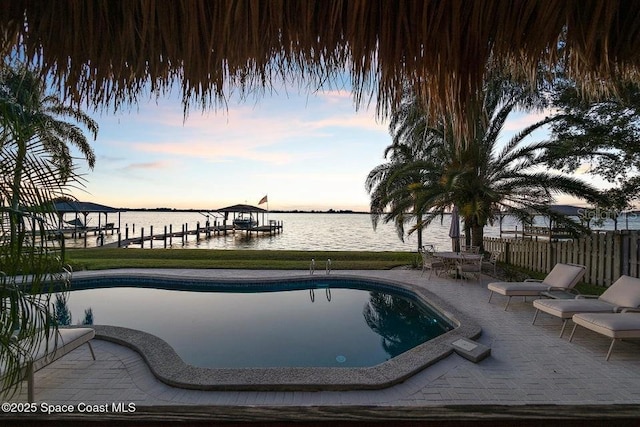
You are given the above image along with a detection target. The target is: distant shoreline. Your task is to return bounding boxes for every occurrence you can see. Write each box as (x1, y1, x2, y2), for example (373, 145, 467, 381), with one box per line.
(118, 208, 372, 215)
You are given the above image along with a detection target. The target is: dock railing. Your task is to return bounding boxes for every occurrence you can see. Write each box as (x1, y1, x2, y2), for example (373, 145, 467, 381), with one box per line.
(484, 230, 640, 287)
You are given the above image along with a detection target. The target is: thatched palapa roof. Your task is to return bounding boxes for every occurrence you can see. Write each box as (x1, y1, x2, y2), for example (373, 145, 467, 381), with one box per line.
(2, 1, 640, 136)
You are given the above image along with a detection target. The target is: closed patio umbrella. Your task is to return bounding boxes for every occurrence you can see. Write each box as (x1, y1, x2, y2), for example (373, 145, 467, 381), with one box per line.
(449, 206, 461, 252)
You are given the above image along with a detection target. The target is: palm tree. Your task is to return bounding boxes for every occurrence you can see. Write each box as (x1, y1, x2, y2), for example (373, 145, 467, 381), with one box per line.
(1, 65, 97, 183)
(366, 91, 456, 250)
(366, 132, 430, 250)
(367, 78, 603, 250)
(0, 63, 97, 397)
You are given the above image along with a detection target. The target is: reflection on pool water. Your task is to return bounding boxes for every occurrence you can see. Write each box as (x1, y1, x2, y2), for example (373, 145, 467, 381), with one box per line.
(65, 281, 455, 369)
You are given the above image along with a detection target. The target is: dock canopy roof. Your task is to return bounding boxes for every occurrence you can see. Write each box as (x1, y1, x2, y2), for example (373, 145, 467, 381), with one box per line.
(216, 204, 268, 214)
(53, 201, 120, 214)
(548, 205, 585, 218)
(3, 1, 640, 138)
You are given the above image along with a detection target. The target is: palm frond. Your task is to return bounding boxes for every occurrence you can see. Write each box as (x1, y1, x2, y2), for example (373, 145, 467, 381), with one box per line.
(0, 63, 91, 398)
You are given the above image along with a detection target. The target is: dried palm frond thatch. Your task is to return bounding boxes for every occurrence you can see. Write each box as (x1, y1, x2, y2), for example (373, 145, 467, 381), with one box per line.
(1, 1, 640, 137)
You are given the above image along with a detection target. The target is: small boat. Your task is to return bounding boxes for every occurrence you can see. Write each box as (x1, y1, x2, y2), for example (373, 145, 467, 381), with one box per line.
(233, 213, 257, 229)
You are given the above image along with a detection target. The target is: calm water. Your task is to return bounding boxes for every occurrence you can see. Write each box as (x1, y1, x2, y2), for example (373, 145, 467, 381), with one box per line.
(65, 211, 640, 252)
(65, 281, 454, 368)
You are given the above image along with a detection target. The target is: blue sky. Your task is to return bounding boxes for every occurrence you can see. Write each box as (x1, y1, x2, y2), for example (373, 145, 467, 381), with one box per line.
(70, 86, 601, 211)
(72, 88, 391, 211)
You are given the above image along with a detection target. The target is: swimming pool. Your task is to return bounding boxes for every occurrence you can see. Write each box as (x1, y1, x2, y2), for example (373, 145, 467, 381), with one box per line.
(68, 270, 481, 390)
(66, 277, 454, 368)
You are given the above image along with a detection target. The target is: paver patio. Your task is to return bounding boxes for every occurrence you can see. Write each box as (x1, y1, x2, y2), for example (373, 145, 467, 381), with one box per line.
(3, 268, 640, 424)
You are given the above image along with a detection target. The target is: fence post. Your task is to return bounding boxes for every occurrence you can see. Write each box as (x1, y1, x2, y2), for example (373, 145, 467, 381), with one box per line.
(504, 241, 511, 265)
(630, 231, 639, 277)
(613, 231, 622, 283)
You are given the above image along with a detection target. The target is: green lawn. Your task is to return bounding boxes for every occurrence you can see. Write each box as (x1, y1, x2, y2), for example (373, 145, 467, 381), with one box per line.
(66, 248, 418, 271)
(66, 248, 605, 294)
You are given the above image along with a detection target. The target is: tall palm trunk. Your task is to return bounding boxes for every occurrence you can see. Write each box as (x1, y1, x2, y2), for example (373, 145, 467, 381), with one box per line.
(8, 137, 27, 263)
(463, 222, 472, 247)
(471, 222, 484, 251)
(416, 214, 423, 250)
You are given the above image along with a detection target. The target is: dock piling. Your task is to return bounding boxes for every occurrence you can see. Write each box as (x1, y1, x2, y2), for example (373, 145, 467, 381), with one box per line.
(164, 226, 168, 248)
(83, 218, 283, 249)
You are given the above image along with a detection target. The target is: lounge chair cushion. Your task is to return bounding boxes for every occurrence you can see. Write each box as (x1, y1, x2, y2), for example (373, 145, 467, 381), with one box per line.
(533, 298, 617, 319)
(540, 263, 586, 288)
(572, 312, 640, 339)
(487, 281, 549, 296)
(487, 263, 585, 297)
(599, 275, 640, 308)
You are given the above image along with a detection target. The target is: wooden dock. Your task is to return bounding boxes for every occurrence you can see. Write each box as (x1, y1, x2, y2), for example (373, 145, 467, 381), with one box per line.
(99, 220, 283, 248)
(54, 223, 121, 248)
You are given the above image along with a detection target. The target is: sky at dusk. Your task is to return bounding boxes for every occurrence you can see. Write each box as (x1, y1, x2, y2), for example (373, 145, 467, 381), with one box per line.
(68, 84, 602, 212)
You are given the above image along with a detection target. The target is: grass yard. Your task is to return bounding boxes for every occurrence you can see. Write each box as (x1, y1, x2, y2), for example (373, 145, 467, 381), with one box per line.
(66, 248, 418, 271)
(66, 248, 604, 294)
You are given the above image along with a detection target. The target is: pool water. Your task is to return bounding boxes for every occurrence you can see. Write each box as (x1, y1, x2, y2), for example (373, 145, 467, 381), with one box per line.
(65, 282, 454, 368)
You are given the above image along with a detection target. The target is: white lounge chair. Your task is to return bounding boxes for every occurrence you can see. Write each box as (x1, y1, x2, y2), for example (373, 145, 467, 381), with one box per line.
(487, 263, 586, 310)
(532, 275, 640, 337)
(569, 309, 640, 360)
(1, 327, 95, 402)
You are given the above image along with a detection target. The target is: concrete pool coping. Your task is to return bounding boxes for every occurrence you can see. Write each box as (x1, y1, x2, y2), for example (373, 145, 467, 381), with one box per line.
(72, 270, 484, 391)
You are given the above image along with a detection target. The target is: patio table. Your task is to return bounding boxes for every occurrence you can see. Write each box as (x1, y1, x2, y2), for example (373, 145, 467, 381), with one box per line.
(434, 252, 483, 262)
(433, 252, 483, 279)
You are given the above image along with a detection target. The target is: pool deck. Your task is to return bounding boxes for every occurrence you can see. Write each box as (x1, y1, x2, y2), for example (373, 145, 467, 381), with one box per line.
(4, 268, 640, 424)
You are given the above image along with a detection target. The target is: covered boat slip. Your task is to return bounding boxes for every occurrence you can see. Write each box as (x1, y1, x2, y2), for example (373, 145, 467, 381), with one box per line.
(99, 204, 283, 249)
(216, 204, 276, 233)
(497, 205, 592, 241)
(53, 201, 121, 239)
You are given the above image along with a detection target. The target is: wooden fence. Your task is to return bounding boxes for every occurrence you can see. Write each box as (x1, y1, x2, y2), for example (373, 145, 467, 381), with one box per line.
(483, 230, 640, 287)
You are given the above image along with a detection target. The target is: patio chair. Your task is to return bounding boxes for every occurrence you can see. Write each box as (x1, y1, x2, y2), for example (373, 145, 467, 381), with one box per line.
(420, 247, 445, 280)
(569, 309, 640, 360)
(0, 327, 96, 402)
(483, 250, 501, 275)
(457, 253, 482, 284)
(532, 275, 640, 337)
(461, 245, 480, 254)
(487, 263, 586, 310)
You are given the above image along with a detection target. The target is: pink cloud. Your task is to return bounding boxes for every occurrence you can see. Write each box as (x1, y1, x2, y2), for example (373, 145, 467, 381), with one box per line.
(123, 161, 172, 171)
(503, 109, 558, 131)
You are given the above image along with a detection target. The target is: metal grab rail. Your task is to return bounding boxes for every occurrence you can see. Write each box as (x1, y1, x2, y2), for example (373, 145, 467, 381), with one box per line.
(310, 259, 332, 274)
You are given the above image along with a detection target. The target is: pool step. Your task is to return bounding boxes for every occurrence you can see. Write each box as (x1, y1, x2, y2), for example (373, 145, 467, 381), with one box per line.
(450, 338, 491, 363)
